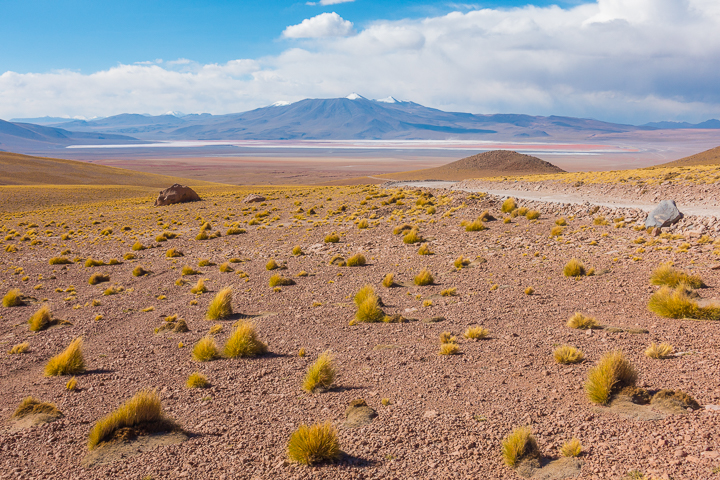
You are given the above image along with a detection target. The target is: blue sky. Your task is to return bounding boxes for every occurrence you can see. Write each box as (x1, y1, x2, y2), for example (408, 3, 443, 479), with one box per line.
(1, 0, 719, 123)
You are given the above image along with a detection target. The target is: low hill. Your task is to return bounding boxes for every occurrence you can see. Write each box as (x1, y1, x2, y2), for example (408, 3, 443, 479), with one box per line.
(378, 150, 565, 181)
(0, 151, 217, 187)
(659, 146, 720, 167)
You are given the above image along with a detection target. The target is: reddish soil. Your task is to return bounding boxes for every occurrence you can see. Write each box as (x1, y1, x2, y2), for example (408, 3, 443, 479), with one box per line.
(1, 186, 720, 480)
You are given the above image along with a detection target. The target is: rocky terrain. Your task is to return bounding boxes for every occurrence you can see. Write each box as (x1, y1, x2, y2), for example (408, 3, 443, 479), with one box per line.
(1, 181, 719, 480)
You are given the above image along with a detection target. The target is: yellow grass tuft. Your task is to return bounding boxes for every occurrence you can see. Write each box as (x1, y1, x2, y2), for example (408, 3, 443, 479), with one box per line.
(382, 273, 395, 288)
(292, 245, 303, 255)
(414, 268, 434, 286)
(88, 273, 110, 285)
(186, 372, 210, 388)
(439, 343, 460, 355)
(12, 396, 61, 419)
(567, 312, 599, 329)
(645, 342, 674, 359)
(269, 274, 294, 287)
(87, 389, 177, 450)
(66, 377, 78, 391)
(354, 289, 385, 323)
(465, 219, 487, 231)
(49, 256, 72, 265)
(182, 265, 201, 276)
(560, 438, 582, 457)
(266, 259, 279, 270)
(166, 248, 183, 258)
(206, 287, 232, 320)
(302, 351, 335, 393)
(463, 326, 489, 340)
(287, 421, 341, 465)
(555, 217, 567, 226)
(553, 345, 584, 364)
(563, 258, 586, 277)
(441, 287, 457, 297)
(132, 241, 146, 251)
(223, 321, 268, 358)
(502, 426, 540, 467)
(648, 285, 720, 320)
(402, 228, 423, 244)
(219, 262, 233, 273)
(28, 305, 52, 331)
(585, 350, 637, 405)
(501, 198, 517, 213)
(650, 263, 704, 289)
(550, 226, 564, 237)
(346, 253, 367, 266)
(132, 266, 150, 277)
(525, 210, 540, 220)
(524, 287, 534, 295)
(192, 336, 219, 361)
(190, 278, 207, 294)
(3, 288, 24, 307)
(324, 233, 340, 243)
(9, 342, 30, 354)
(44, 337, 85, 376)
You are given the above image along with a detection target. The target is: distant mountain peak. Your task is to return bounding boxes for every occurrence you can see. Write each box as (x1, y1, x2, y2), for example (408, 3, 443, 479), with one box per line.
(376, 96, 399, 104)
(270, 101, 292, 107)
(164, 111, 187, 117)
(345, 93, 365, 100)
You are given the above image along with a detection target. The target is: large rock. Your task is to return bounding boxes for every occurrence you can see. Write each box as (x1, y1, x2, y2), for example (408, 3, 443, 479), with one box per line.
(645, 200, 683, 228)
(242, 194, 266, 204)
(154, 184, 200, 207)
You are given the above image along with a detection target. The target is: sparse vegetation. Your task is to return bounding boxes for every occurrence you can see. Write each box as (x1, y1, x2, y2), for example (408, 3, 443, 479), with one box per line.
(585, 350, 637, 405)
(3, 288, 24, 307)
(501, 198, 517, 213)
(560, 438, 582, 457)
(353, 285, 385, 324)
(89, 273, 110, 285)
(287, 421, 341, 465)
(269, 274, 295, 287)
(12, 396, 61, 419)
(648, 285, 720, 320)
(502, 426, 539, 467)
(28, 305, 52, 331)
(190, 278, 207, 294)
(463, 326, 489, 340)
(414, 268, 434, 286)
(302, 351, 335, 393)
(382, 273, 396, 288)
(645, 342, 674, 359)
(132, 266, 150, 277)
(49, 256, 72, 265)
(324, 233, 340, 243)
(9, 342, 29, 354)
(223, 321, 268, 358)
(44, 337, 85, 376)
(266, 259, 279, 270)
(650, 263, 705, 289)
(192, 336, 219, 362)
(563, 258, 586, 277)
(402, 228, 423, 244)
(186, 372, 210, 388)
(567, 312, 599, 329)
(206, 287, 232, 320)
(553, 345, 584, 364)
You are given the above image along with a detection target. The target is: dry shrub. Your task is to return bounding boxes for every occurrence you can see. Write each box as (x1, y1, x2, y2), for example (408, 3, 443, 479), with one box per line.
(650, 263, 704, 289)
(402, 229, 423, 244)
(182, 265, 201, 276)
(190, 279, 207, 294)
(550, 226, 564, 237)
(502, 426, 540, 467)
(648, 285, 720, 320)
(501, 198, 517, 213)
(132, 241, 146, 251)
(292, 245, 303, 255)
(206, 287, 232, 320)
(85, 258, 105, 267)
(358, 219, 369, 229)
(524, 287, 534, 295)
(346, 253, 366, 266)
(593, 216, 608, 225)
(463, 326, 489, 340)
(227, 227, 246, 235)
(223, 321, 268, 358)
(166, 248, 183, 258)
(28, 305, 51, 331)
(269, 274, 295, 287)
(525, 210, 540, 220)
(454, 256, 470, 269)
(585, 350, 637, 405)
(563, 258, 586, 277)
(439, 343, 460, 355)
(49, 257, 72, 265)
(645, 342, 674, 359)
(650, 389, 700, 411)
(266, 259, 279, 270)
(132, 266, 150, 277)
(324, 233, 340, 243)
(44, 337, 85, 376)
(303, 351, 335, 393)
(12, 397, 61, 419)
(287, 421, 341, 465)
(441, 287, 457, 297)
(553, 345, 584, 364)
(87, 389, 177, 450)
(393, 224, 414, 235)
(66, 377, 78, 391)
(3, 288, 24, 307)
(567, 312, 598, 329)
(192, 336, 219, 362)
(9, 342, 29, 354)
(560, 438, 582, 457)
(465, 219, 487, 232)
(186, 372, 209, 389)
(89, 273, 110, 285)
(219, 262, 233, 273)
(354, 287, 385, 324)
(555, 217, 567, 226)
(414, 268, 434, 286)
(382, 273, 395, 288)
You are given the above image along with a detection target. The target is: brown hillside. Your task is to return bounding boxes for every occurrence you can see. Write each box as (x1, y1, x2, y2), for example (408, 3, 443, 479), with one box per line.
(659, 145, 720, 167)
(378, 150, 565, 181)
(0, 151, 217, 187)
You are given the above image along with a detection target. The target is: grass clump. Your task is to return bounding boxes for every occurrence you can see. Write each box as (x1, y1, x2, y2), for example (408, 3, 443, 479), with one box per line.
(553, 345, 584, 364)
(324, 233, 340, 243)
(563, 258, 586, 277)
(89, 273, 110, 285)
(66, 377, 78, 391)
(87, 389, 177, 450)
(454, 256, 470, 269)
(44, 337, 85, 376)
(501, 198, 517, 213)
(650, 263, 704, 289)
(560, 438, 582, 457)
(226, 227, 246, 235)
(131, 241, 146, 251)
(525, 210, 540, 220)
(3, 288, 24, 307)
(49, 257, 72, 265)
(439, 332, 460, 355)
(182, 265, 200, 275)
(353, 285, 385, 324)
(287, 421, 341, 465)
(502, 426, 540, 467)
(190, 279, 207, 294)
(223, 321, 268, 358)
(292, 245, 303, 256)
(555, 217, 567, 226)
(302, 351, 336, 393)
(550, 226, 564, 237)
(12, 396, 61, 419)
(186, 372, 209, 388)
(346, 253, 366, 266)
(645, 342, 674, 359)
(648, 285, 720, 320)
(192, 336, 219, 362)
(585, 350, 637, 405)
(465, 219, 487, 232)
(417, 243, 433, 255)
(567, 312, 599, 329)
(9, 342, 29, 354)
(441, 287, 457, 297)
(382, 273, 395, 288)
(393, 223, 414, 235)
(206, 287, 232, 320)
(132, 266, 150, 277)
(28, 305, 52, 331)
(414, 268, 434, 286)
(85, 258, 105, 267)
(219, 262, 233, 273)
(166, 248, 183, 258)
(402, 228, 423, 244)
(463, 326, 489, 340)
(269, 274, 295, 287)
(266, 259, 279, 270)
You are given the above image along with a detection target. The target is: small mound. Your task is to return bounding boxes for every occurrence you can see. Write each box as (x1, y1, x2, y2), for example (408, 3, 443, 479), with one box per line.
(343, 399, 377, 429)
(660, 145, 720, 167)
(379, 150, 565, 181)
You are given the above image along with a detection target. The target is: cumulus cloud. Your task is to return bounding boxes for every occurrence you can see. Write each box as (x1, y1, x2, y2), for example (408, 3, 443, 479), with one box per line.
(2, 0, 720, 123)
(306, 0, 355, 5)
(282, 12, 355, 38)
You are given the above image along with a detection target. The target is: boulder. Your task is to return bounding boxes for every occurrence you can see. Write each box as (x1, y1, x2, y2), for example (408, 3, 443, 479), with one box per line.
(154, 184, 200, 207)
(243, 194, 266, 204)
(645, 200, 683, 228)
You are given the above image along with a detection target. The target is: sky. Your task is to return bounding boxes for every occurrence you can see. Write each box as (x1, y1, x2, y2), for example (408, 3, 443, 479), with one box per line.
(1, 0, 719, 124)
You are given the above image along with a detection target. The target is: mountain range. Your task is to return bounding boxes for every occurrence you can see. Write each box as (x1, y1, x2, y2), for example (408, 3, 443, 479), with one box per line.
(2, 94, 720, 153)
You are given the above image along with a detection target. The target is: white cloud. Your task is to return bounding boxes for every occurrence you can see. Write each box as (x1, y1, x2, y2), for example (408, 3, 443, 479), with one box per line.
(282, 12, 355, 38)
(306, 0, 355, 5)
(2, 0, 720, 123)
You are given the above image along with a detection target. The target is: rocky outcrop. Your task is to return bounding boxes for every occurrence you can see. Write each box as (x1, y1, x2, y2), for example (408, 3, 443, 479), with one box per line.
(645, 200, 683, 228)
(154, 184, 200, 207)
(242, 194, 266, 204)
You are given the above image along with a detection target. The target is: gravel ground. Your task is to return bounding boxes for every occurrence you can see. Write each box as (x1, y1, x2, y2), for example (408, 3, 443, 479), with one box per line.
(1, 185, 719, 480)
